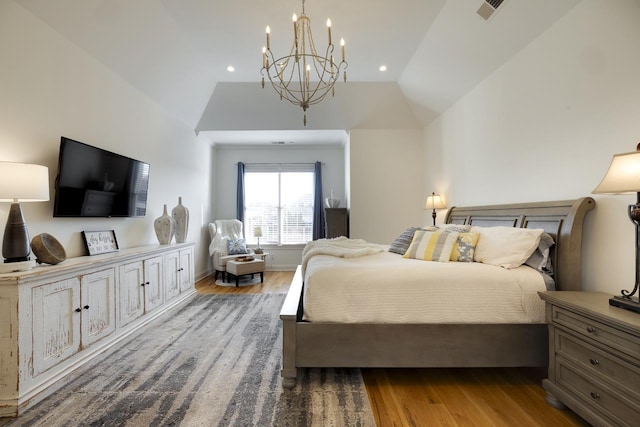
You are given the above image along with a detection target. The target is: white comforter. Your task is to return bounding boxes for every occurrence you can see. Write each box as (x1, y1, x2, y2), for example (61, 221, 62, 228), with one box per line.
(302, 250, 547, 324)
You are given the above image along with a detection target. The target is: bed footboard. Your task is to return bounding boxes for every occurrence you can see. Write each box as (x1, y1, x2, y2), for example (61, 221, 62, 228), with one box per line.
(280, 266, 303, 388)
(279, 267, 548, 388)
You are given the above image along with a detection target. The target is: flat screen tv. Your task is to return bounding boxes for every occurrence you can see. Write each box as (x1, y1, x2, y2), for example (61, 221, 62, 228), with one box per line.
(53, 137, 150, 217)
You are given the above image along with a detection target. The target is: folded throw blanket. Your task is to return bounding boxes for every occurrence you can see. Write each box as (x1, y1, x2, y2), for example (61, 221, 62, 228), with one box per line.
(301, 236, 384, 276)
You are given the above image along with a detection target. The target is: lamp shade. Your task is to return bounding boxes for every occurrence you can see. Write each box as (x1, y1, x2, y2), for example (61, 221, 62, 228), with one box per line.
(0, 162, 50, 202)
(425, 194, 446, 210)
(593, 151, 640, 194)
(254, 226, 263, 238)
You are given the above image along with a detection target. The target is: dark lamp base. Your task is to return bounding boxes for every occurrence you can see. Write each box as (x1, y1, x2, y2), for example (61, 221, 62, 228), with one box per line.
(609, 295, 640, 314)
(4, 256, 30, 263)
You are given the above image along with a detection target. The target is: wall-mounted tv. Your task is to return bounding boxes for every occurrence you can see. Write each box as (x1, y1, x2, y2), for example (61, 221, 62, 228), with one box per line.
(53, 137, 150, 217)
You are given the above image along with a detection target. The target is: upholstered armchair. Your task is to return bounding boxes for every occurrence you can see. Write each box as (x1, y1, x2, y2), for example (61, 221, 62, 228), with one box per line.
(208, 219, 253, 281)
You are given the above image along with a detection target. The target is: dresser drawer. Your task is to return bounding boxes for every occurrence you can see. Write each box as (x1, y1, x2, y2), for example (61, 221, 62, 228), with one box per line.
(552, 306, 640, 359)
(556, 330, 640, 400)
(556, 359, 640, 426)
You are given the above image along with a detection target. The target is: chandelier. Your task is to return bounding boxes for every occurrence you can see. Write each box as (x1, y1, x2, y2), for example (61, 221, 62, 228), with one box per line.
(261, 0, 348, 126)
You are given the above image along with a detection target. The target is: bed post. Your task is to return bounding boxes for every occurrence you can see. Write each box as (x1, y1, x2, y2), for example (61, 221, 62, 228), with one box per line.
(280, 266, 303, 388)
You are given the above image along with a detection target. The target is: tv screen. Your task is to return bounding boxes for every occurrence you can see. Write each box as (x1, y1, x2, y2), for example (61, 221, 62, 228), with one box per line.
(53, 137, 150, 217)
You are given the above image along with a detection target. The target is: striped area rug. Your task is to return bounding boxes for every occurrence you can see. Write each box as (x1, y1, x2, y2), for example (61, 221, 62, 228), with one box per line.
(7, 294, 374, 426)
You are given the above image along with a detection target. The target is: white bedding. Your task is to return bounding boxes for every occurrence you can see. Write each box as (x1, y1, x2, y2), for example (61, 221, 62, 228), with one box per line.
(302, 250, 547, 324)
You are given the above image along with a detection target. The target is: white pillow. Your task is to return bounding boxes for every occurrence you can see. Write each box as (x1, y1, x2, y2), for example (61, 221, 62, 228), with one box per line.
(471, 226, 544, 269)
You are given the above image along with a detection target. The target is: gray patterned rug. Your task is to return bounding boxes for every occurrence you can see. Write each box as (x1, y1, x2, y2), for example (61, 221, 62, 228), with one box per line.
(5, 294, 374, 426)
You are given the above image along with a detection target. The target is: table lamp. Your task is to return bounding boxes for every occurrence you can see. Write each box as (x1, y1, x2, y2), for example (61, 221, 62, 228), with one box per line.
(0, 162, 50, 270)
(254, 226, 263, 254)
(425, 192, 446, 226)
(593, 145, 640, 313)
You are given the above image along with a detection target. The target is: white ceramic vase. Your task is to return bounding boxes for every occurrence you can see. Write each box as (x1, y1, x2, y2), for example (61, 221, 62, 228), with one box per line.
(154, 204, 175, 245)
(172, 197, 189, 243)
(325, 189, 340, 208)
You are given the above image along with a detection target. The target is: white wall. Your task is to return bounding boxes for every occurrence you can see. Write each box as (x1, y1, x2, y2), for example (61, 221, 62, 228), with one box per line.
(424, 0, 640, 295)
(213, 144, 346, 270)
(0, 2, 213, 279)
(349, 129, 425, 244)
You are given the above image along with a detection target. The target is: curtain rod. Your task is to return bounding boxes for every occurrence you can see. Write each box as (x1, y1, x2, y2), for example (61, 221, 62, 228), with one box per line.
(236, 162, 325, 165)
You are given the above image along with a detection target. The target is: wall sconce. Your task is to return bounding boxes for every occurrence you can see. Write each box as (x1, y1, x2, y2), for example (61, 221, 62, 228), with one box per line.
(425, 192, 446, 226)
(593, 144, 640, 313)
(0, 162, 50, 271)
(254, 226, 263, 254)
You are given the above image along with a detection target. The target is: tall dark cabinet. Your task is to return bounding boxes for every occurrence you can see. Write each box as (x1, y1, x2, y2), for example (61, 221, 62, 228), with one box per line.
(325, 208, 348, 238)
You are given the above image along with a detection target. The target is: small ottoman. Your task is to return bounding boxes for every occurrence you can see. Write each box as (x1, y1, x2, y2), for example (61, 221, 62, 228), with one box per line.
(226, 259, 265, 287)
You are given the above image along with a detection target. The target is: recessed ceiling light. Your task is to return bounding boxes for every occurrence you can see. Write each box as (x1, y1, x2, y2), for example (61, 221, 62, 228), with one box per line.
(379, 65, 387, 72)
(227, 66, 235, 72)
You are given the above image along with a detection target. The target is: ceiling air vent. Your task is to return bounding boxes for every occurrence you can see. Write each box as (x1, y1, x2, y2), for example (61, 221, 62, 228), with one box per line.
(477, 0, 507, 21)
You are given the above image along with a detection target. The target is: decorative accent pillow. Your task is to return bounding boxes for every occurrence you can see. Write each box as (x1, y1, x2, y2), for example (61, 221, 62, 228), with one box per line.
(226, 238, 248, 255)
(471, 226, 544, 269)
(450, 232, 480, 262)
(441, 224, 471, 233)
(403, 230, 459, 262)
(525, 232, 555, 274)
(389, 226, 421, 255)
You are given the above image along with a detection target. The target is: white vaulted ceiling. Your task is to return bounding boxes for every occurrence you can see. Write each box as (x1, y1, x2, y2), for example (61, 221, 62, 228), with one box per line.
(15, 0, 582, 142)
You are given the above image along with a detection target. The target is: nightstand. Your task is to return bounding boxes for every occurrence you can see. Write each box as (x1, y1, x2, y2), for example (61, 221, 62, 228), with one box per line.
(538, 291, 640, 426)
(325, 208, 348, 238)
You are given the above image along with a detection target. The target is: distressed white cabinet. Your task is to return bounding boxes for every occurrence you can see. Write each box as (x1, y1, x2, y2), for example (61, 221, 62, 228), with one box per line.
(118, 261, 145, 327)
(31, 268, 117, 377)
(0, 243, 195, 418)
(118, 256, 165, 328)
(81, 268, 116, 347)
(32, 278, 81, 376)
(143, 256, 164, 313)
(164, 247, 194, 301)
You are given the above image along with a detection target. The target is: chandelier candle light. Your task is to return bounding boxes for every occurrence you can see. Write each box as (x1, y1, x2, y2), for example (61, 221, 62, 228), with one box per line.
(261, 0, 348, 126)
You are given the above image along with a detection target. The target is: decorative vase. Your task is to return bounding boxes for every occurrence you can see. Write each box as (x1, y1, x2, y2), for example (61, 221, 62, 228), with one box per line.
(172, 197, 189, 243)
(324, 189, 340, 208)
(154, 204, 175, 245)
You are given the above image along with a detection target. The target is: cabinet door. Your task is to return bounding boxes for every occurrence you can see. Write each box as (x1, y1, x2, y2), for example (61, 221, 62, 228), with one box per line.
(118, 261, 145, 327)
(32, 278, 81, 376)
(143, 256, 164, 313)
(80, 269, 116, 348)
(179, 248, 194, 293)
(164, 250, 181, 301)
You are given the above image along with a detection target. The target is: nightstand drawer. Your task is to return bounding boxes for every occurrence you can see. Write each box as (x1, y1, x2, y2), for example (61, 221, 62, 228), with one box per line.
(552, 305, 640, 358)
(556, 359, 640, 426)
(556, 330, 640, 400)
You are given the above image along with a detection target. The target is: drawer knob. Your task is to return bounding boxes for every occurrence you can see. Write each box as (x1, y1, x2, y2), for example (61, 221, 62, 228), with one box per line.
(84, 305, 90, 310)
(586, 326, 597, 333)
(590, 392, 600, 399)
(74, 307, 82, 313)
(589, 358, 600, 366)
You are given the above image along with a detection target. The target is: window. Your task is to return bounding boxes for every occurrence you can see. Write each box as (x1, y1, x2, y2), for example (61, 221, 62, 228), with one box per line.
(244, 164, 315, 245)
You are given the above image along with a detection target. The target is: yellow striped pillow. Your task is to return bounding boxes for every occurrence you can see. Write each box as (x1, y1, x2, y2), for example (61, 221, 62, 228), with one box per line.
(403, 230, 459, 262)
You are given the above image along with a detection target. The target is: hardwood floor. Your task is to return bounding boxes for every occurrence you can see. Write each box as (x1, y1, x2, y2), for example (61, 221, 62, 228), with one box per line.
(196, 271, 589, 427)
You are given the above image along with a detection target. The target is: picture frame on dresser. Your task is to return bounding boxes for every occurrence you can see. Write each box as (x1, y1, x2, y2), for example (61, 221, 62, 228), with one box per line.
(81, 230, 119, 255)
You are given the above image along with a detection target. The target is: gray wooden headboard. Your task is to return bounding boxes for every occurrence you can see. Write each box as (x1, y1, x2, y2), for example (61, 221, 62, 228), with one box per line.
(445, 197, 595, 292)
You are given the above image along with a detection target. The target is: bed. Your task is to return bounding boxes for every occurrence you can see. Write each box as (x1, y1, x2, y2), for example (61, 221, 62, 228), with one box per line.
(279, 198, 595, 388)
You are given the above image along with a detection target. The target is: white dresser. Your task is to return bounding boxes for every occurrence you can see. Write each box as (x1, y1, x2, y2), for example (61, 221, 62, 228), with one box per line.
(0, 243, 195, 417)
